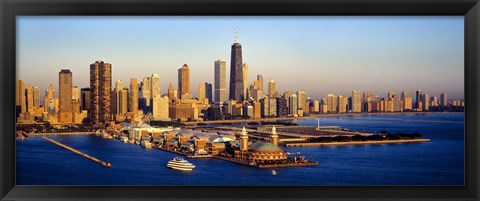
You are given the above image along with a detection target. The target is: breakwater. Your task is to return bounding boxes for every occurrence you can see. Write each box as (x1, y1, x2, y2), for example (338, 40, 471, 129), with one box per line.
(42, 137, 111, 168)
(284, 138, 431, 147)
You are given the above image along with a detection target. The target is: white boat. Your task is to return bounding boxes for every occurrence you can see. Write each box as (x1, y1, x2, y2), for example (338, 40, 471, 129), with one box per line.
(272, 170, 277, 175)
(141, 141, 152, 149)
(120, 136, 128, 143)
(167, 157, 196, 171)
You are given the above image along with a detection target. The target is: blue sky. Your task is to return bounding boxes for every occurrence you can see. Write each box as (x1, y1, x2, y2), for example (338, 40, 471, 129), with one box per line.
(17, 16, 464, 101)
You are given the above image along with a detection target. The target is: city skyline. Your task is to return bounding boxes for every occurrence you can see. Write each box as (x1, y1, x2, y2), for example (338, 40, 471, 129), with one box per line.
(17, 16, 464, 100)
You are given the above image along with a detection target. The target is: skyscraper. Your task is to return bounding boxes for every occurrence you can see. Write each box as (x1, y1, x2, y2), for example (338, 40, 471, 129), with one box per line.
(72, 86, 81, 113)
(296, 91, 307, 110)
(151, 74, 161, 99)
(257, 74, 264, 92)
(214, 59, 227, 104)
(392, 95, 401, 112)
(289, 94, 298, 116)
(431, 96, 438, 107)
(26, 84, 33, 113)
(242, 63, 248, 100)
(80, 88, 90, 111)
(152, 95, 169, 121)
(59, 69, 73, 123)
(119, 87, 129, 115)
(178, 64, 190, 98)
(441, 93, 448, 106)
(32, 86, 40, 108)
(167, 83, 175, 101)
(416, 89, 423, 109)
(16, 79, 26, 114)
(130, 78, 139, 115)
(115, 80, 123, 114)
(338, 95, 347, 113)
(268, 79, 276, 98)
(140, 77, 151, 112)
(90, 60, 112, 124)
(327, 94, 338, 113)
(44, 84, 55, 112)
(229, 28, 244, 102)
(401, 91, 413, 110)
(205, 83, 213, 103)
(198, 83, 206, 101)
(422, 93, 430, 111)
(352, 90, 361, 112)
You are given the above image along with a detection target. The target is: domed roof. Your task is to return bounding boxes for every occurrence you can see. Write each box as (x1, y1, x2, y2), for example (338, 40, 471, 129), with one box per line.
(249, 142, 282, 151)
(209, 135, 234, 143)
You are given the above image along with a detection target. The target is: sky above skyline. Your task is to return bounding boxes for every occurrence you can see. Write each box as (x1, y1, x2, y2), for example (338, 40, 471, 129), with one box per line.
(17, 16, 464, 101)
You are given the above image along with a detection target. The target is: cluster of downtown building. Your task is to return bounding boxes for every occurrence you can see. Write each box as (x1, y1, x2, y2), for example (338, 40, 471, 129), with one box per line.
(15, 34, 465, 125)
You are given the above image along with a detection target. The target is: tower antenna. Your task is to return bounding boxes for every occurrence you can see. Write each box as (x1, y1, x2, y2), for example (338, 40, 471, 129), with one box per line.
(234, 26, 239, 43)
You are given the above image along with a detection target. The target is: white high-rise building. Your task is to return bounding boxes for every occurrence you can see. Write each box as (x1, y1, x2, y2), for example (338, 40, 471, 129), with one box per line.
(198, 83, 206, 101)
(268, 78, 276, 98)
(296, 91, 307, 110)
(327, 94, 338, 113)
(151, 74, 160, 99)
(115, 80, 123, 114)
(242, 63, 248, 100)
(214, 59, 227, 104)
(313, 100, 320, 113)
(338, 95, 347, 113)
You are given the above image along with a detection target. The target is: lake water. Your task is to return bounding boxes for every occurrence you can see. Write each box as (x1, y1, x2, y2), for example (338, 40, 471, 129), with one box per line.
(16, 112, 464, 185)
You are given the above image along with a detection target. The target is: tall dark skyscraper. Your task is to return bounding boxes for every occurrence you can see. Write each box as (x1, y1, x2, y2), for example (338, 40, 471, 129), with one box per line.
(205, 82, 213, 103)
(229, 27, 244, 102)
(90, 60, 112, 124)
(416, 89, 422, 109)
(59, 69, 73, 123)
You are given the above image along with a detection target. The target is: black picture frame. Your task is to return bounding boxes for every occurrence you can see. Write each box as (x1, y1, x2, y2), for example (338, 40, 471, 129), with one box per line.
(1, 0, 479, 200)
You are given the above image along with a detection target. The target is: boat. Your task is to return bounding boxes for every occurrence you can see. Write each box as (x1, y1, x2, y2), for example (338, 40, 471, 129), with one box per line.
(120, 136, 128, 143)
(167, 157, 196, 171)
(272, 170, 277, 175)
(128, 138, 135, 144)
(140, 141, 152, 149)
(97, 129, 112, 139)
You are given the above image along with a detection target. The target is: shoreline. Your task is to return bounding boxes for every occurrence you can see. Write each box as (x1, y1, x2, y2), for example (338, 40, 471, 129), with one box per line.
(184, 111, 463, 125)
(284, 138, 431, 147)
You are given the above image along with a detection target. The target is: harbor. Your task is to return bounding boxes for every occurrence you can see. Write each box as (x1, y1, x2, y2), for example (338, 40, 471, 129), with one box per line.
(16, 113, 464, 185)
(20, 117, 430, 170)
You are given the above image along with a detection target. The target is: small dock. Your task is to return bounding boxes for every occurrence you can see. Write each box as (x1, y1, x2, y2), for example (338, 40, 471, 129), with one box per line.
(42, 137, 111, 168)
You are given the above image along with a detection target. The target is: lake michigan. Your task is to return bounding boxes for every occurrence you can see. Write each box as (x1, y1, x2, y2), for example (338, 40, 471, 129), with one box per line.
(16, 112, 464, 185)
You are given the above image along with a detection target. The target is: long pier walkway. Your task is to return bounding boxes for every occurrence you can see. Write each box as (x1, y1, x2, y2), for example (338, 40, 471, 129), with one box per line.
(42, 136, 111, 168)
